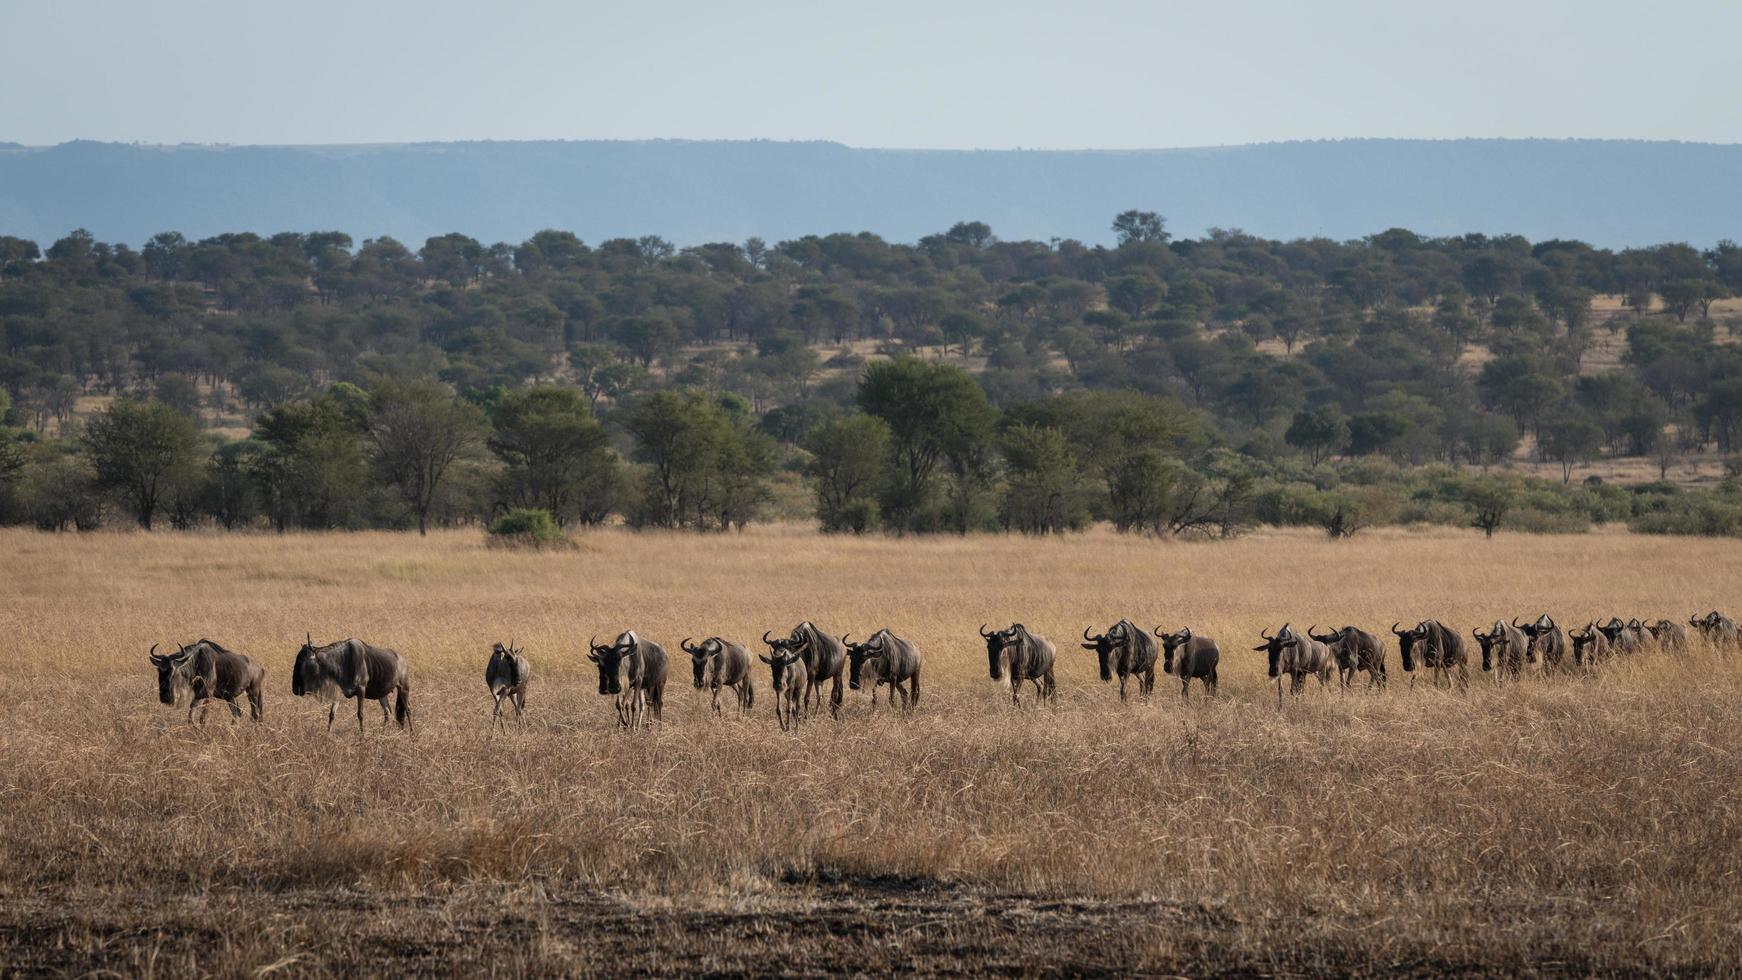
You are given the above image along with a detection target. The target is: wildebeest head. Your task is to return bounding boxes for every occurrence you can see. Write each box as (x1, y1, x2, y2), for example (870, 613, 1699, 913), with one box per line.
(1515, 614, 1555, 639)
(843, 633, 882, 690)
(1252, 624, 1298, 678)
(1595, 617, 1627, 644)
(758, 647, 803, 692)
(291, 633, 322, 698)
(1155, 626, 1192, 674)
(981, 623, 1018, 680)
(1568, 622, 1604, 666)
(1390, 622, 1428, 672)
(1307, 625, 1350, 669)
(1471, 623, 1504, 672)
(681, 637, 720, 688)
(148, 643, 191, 705)
(1080, 625, 1119, 681)
(586, 631, 638, 696)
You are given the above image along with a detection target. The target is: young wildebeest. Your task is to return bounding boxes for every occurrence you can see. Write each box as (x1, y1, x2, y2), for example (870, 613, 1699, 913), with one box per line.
(1154, 626, 1219, 700)
(1473, 619, 1532, 680)
(1641, 619, 1690, 652)
(1516, 615, 1569, 672)
(485, 640, 531, 731)
(292, 635, 413, 735)
(758, 643, 809, 732)
(1568, 622, 1611, 668)
(1307, 625, 1386, 690)
(1689, 611, 1739, 648)
(981, 623, 1057, 707)
(1080, 620, 1159, 701)
(587, 631, 667, 730)
(1392, 620, 1470, 689)
(843, 630, 922, 711)
(775, 622, 848, 719)
(681, 636, 754, 716)
(1253, 624, 1333, 707)
(149, 640, 265, 724)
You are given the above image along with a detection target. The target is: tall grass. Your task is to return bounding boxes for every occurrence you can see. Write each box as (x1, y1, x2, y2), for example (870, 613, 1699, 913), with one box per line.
(2, 525, 1740, 969)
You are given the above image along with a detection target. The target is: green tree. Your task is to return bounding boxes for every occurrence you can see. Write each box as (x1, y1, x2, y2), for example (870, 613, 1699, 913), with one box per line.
(856, 359, 997, 533)
(1112, 210, 1168, 245)
(1285, 407, 1349, 465)
(487, 386, 618, 526)
(805, 413, 891, 533)
(366, 382, 487, 534)
(999, 424, 1093, 534)
(82, 399, 201, 529)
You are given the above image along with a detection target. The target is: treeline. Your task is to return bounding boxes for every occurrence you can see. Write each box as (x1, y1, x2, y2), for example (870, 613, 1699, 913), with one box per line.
(2, 214, 1742, 537)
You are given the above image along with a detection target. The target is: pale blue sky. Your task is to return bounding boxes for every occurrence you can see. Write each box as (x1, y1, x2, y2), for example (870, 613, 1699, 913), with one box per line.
(3, 0, 1738, 148)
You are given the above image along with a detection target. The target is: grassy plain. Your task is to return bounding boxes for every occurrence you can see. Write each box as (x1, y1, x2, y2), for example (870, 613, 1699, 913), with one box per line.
(2, 525, 1740, 976)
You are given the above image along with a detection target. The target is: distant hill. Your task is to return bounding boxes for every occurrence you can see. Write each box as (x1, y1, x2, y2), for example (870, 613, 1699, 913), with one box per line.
(2, 138, 1740, 249)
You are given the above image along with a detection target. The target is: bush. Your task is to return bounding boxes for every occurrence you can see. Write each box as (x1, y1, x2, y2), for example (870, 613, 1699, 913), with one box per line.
(486, 508, 573, 550)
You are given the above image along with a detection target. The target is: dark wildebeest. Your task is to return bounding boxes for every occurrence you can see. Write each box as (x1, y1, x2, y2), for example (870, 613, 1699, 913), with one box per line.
(981, 623, 1057, 707)
(485, 640, 530, 731)
(1473, 619, 1531, 680)
(1391, 621, 1470, 689)
(1596, 617, 1644, 655)
(681, 637, 755, 716)
(777, 622, 847, 719)
(1307, 625, 1387, 690)
(844, 630, 922, 711)
(1568, 622, 1611, 668)
(587, 631, 667, 730)
(1689, 611, 1739, 648)
(1641, 619, 1690, 652)
(1080, 620, 1159, 701)
(292, 635, 413, 735)
(149, 640, 265, 724)
(758, 644, 809, 732)
(1253, 624, 1333, 707)
(1515, 615, 1568, 672)
(1154, 626, 1220, 700)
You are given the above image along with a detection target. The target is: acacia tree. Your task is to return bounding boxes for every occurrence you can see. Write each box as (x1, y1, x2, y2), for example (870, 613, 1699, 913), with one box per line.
(805, 413, 891, 533)
(366, 382, 487, 534)
(82, 398, 201, 530)
(487, 386, 617, 525)
(856, 358, 996, 533)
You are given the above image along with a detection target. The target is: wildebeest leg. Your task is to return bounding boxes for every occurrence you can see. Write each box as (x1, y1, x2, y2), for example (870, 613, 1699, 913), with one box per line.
(491, 692, 504, 732)
(225, 697, 243, 720)
(356, 695, 366, 736)
(380, 700, 391, 726)
(1118, 673, 1128, 702)
(326, 703, 336, 733)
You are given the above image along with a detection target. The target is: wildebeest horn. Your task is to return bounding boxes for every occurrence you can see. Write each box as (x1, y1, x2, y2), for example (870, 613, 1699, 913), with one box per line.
(1152, 625, 1167, 637)
(1179, 627, 1192, 640)
(681, 636, 699, 654)
(149, 642, 160, 659)
(763, 629, 775, 645)
(841, 633, 853, 646)
(1260, 626, 1273, 640)
(1511, 617, 1524, 629)
(1471, 627, 1484, 639)
(1082, 626, 1096, 641)
(588, 634, 600, 652)
(1390, 622, 1404, 636)
(979, 623, 992, 638)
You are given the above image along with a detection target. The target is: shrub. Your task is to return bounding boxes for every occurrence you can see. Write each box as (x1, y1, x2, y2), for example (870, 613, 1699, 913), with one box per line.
(486, 508, 573, 550)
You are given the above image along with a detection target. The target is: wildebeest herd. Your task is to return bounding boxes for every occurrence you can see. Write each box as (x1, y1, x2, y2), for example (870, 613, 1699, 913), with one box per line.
(147, 611, 1741, 731)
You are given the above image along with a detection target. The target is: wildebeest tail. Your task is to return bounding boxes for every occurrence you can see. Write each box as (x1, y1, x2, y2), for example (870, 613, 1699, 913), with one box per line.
(395, 683, 412, 731)
(745, 677, 755, 710)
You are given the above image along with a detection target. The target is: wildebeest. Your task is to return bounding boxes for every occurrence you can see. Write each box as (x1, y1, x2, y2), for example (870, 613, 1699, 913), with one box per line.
(1080, 620, 1160, 701)
(1391, 621, 1470, 689)
(1568, 622, 1611, 668)
(1640, 619, 1690, 652)
(1306, 625, 1386, 689)
(1153, 626, 1220, 700)
(292, 635, 413, 734)
(149, 640, 265, 724)
(758, 644, 809, 732)
(1595, 617, 1644, 655)
(1253, 624, 1333, 707)
(981, 623, 1057, 707)
(587, 631, 667, 730)
(773, 622, 847, 718)
(681, 636, 755, 715)
(485, 640, 530, 731)
(1688, 611, 1738, 648)
(1473, 619, 1531, 679)
(843, 630, 922, 711)
(1515, 615, 1568, 671)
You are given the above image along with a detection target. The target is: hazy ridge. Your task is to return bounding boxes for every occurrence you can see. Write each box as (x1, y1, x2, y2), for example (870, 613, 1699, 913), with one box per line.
(2, 137, 1739, 248)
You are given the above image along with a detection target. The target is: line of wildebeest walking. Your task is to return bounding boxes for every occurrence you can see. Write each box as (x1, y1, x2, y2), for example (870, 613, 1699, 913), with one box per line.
(147, 611, 1742, 732)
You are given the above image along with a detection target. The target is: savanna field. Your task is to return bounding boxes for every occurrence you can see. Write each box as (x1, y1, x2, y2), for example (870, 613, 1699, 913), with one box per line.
(2, 525, 1741, 976)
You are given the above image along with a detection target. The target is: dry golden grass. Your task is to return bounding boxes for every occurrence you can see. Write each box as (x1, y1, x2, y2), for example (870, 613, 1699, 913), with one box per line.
(3, 525, 1741, 975)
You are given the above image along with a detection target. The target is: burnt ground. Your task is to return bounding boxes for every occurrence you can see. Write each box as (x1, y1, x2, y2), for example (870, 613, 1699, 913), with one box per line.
(0, 874, 1723, 978)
